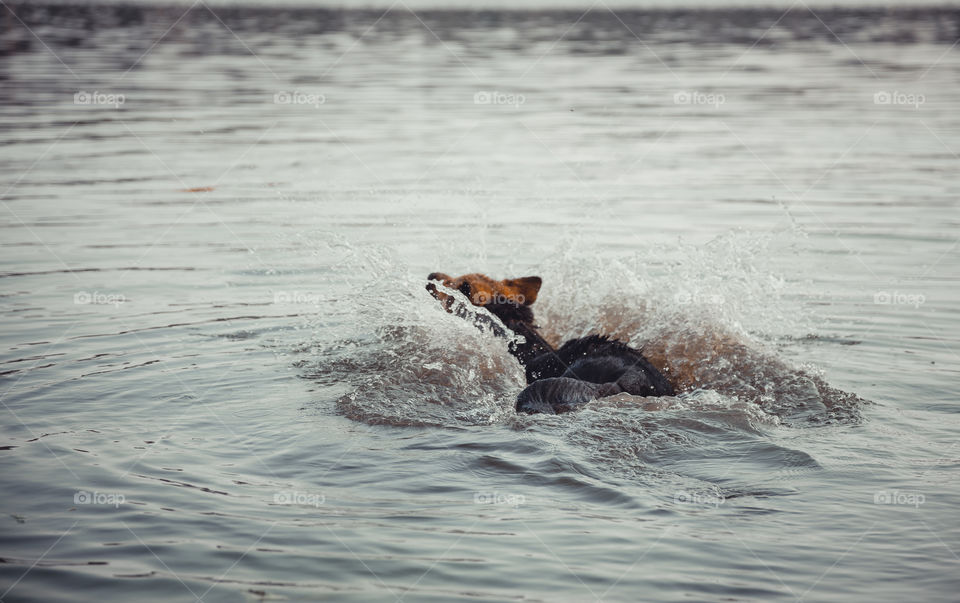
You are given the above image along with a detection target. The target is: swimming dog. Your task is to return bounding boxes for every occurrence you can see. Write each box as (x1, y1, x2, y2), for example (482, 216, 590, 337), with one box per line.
(427, 272, 674, 414)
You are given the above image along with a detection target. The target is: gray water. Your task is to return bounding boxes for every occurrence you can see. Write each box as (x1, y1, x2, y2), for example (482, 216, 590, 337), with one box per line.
(1, 2, 959, 602)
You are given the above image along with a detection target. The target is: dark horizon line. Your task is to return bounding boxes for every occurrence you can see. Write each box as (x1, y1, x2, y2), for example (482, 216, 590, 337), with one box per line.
(9, 0, 960, 13)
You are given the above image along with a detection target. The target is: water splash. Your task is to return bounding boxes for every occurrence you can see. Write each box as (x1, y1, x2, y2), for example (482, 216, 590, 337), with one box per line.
(297, 229, 862, 431)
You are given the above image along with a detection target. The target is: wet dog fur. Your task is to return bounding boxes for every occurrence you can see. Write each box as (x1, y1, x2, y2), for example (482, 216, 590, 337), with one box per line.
(427, 272, 674, 414)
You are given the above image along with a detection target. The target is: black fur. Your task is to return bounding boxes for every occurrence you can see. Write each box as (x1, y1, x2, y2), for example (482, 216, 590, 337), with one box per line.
(488, 304, 675, 413)
(515, 378, 622, 414)
(527, 335, 673, 392)
(484, 302, 554, 368)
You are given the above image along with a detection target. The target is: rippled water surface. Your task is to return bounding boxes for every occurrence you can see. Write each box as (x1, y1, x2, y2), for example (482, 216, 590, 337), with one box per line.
(1, 2, 959, 601)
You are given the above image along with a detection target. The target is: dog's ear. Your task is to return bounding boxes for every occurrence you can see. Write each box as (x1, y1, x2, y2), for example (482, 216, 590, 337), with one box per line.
(503, 276, 542, 306)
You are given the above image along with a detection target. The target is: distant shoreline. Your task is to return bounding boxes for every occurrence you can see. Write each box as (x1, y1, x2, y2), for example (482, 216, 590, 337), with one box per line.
(11, 0, 960, 10)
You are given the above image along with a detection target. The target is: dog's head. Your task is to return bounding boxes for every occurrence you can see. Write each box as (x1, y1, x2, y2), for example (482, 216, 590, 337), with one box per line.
(426, 272, 540, 307)
(426, 272, 542, 331)
(427, 272, 555, 373)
